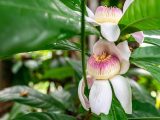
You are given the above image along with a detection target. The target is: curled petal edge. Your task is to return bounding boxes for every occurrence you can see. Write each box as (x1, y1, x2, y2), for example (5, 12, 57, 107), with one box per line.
(78, 79, 90, 110)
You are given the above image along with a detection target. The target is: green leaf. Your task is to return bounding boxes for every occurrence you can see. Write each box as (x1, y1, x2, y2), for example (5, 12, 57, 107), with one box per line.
(48, 40, 81, 51)
(0, 86, 65, 110)
(14, 112, 76, 120)
(131, 60, 160, 82)
(131, 46, 160, 64)
(66, 59, 82, 79)
(144, 37, 160, 47)
(119, 0, 160, 34)
(129, 80, 160, 119)
(0, 0, 98, 57)
(144, 30, 160, 36)
(43, 66, 74, 80)
(60, 0, 81, 11)
(131, 80, 154, 105)
(129, 100, 160, 119)
(100, 114, 112, 120)
(8, 103, 31, 120)
(131, 46, 160, 82)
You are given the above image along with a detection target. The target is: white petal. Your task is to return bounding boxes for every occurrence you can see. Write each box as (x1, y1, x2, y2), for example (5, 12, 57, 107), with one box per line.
(92, 40, 131, 74)
(89, 80, 112, 115)
(110, 75, 132, 114)
(119, 60, 130, 74)
(78, 79, 90, 110)
(131, 31, 144, 44)
(116, 41, 131, 74)
(92, 40, 114, 56)
(86, 75, 95, 89)
(86, 6, 95, 18)
(85, 16, 99, 26)
(117, 41, 131, 61)
(100, 23, 120, 42)
(123, 0, 134, 14)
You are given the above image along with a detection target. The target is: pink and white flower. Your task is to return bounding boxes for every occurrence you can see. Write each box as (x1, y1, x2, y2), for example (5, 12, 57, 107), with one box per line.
(78, 40, 132, 115)
(86, 0, 144, 43)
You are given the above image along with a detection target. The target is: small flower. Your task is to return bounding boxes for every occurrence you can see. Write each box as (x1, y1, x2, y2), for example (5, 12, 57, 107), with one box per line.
(78, 40, 132, 115)
(86, 0, 144, 43)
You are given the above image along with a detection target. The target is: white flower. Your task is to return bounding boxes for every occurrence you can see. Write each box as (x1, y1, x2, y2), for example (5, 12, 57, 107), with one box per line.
(78, 40, 132, 115)
(86, 0, 144, 43)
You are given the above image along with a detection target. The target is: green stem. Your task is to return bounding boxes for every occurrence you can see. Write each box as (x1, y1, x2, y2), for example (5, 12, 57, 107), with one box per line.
(81, 0, 88, 88)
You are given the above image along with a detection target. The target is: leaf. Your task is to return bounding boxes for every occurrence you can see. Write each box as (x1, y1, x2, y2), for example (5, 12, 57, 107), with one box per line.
(0, 0, 98, 57)
(144, 30, 160, 36)
(130, 81, 160, 118)
(8, 103, 31, 120)
(130, 46, 160, 81)
(119, 0, 160, 34)
(14, 112, 76, 120)
(131, 60, 160, 82)
(129, 100, 160, 119)
(144, 37, 160, 47)
(131, 46, 160, 64)
(131, 80, 155, 105)
(100, 114, 112, 120)
(60, 0, 81, 11)
(66, 59, 82, 79)
(48, 40, 81, 51)
(43, 66, 74, 80)
(0, 86, 65, 110)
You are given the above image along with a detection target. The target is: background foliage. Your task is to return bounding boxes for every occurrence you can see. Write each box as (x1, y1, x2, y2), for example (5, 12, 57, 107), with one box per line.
(0, 0, 160, 120)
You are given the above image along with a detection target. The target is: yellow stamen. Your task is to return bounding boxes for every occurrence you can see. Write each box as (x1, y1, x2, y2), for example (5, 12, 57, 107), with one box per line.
(94, 52, 111, 62)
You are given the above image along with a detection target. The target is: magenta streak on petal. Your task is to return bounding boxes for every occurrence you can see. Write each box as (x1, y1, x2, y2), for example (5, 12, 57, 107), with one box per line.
(87, 55, 120, 79)
(88, 55, 118, 70)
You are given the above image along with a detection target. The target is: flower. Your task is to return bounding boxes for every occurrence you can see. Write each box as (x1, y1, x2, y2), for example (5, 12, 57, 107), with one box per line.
(86, 0, 144, 43)
(78, 40, 132, 115)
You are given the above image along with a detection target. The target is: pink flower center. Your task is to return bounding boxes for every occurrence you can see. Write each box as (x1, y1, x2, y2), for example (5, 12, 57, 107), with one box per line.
(94, 6, 122, 24)
(87, 53, 120, 80)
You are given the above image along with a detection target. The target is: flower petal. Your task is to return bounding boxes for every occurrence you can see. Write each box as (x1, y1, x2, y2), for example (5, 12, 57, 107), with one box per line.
(86, 6, 95, 18)
(117, 41, 131, 61)
(78, 79, 90, 110)
(116, 41, 131, 74)
(123, 0, 134, 14)
(119, 60, 130, 74)
(92, 40, 111, 56)
(110, 75, 132, 114)
(89, 80, 112, 115)
(100, 23, 120, 42)
(131, 31, 144, 44)
(92, 40, 131, 74)
(85, 16, 99, 26)
(86, 75, 94, 89)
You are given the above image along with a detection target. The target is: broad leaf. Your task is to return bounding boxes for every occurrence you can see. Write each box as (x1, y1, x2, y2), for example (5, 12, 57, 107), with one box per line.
(0, 0, 98, 57)
(8, 103, 31, 120)
(60, 0, 81, 11)
(129, 81, 160, 119)
(144, 30, 160, 36)
(144, 37, 160, 47)
(14, 112, 76, 120)
(131, 46, 160, 64)
(131, 60, 160, 82)
(43, 66, 74, 80)
(48, 40, 81, 51)
(119, 0, 160, 34)
(131, 46, 160, 82)
(0, 86, 65, 110)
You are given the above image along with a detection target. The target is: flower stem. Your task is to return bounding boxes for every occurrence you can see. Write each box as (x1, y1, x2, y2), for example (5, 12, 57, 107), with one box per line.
(81, 0, 88, 88)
